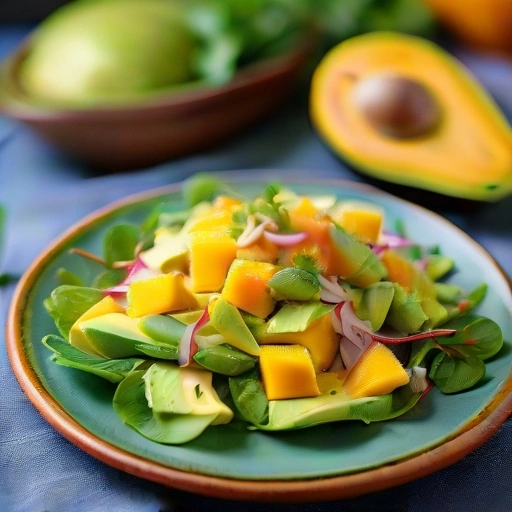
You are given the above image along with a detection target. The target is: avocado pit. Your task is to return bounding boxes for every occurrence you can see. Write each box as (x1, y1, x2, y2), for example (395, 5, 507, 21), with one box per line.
(353, 73, 441, 139)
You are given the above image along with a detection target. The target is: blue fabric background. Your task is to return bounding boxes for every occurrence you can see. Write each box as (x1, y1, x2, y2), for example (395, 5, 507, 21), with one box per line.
(1, 26, 511, 512)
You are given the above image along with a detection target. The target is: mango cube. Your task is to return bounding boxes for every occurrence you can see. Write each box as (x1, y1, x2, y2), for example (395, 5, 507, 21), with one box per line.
(256, 312, 339, 373)
(188, 229, 237, 293)
(260, 344, 320, 400)
(221, 259, 278, 318)
(187, 209, 234, 233)
(342, 342, 410, 399)
(127, 272, 198, 318)
(332, 207, 383, 244)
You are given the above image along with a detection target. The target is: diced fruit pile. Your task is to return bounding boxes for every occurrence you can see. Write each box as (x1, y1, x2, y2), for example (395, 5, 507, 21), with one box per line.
(42, 177, 503, 444)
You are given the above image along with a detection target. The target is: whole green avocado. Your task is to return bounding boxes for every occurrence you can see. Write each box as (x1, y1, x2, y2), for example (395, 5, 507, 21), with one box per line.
(20, 0, 197, 105)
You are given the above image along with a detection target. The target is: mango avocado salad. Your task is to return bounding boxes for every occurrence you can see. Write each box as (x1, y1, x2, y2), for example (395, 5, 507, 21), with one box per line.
(42, 176, 503, 444)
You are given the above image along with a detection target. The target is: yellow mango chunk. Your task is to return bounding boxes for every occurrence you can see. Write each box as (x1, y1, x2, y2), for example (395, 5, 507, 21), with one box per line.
(221, 259, 279, 318)
(188, 229, 237, 293)
(342, 342, 410, 399)
(260, 345, 320, 400)
(127, 272, 198, 318)
(290, 196, 320, 218)
(331, 206, 383, 244)
(69, 295, 125, 355)
(187, 209, 234, 233)
(257, 313, 339, 372)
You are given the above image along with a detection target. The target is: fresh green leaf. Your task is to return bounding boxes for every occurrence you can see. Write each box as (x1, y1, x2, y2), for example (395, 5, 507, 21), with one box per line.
(437, 315, 503, 361)
(43, 285, 104, 339)
(103, 223, 140, 267)
(91, 268, 127, 289)
(42, 334, 145, 383)
(181, 173, 222, 207)
(292, 253, 322, 275)
(56, 268, 85, 286)
(0, 273, 18, 287)
(429, 352, 486, 394)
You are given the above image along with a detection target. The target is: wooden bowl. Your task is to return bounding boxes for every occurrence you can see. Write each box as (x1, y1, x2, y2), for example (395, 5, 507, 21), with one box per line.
(0, 38, 314, 170)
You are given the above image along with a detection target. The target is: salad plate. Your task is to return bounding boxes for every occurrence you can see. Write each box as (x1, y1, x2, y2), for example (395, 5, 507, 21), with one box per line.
(6, 176, 512, 502)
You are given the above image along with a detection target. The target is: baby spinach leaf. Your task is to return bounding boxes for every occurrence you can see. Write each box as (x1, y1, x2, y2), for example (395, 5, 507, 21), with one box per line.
(102, 223, 140, 267)
(42, 334, 145, 383)
(181, 173, 222, 208)
(437, 315, 503, 361)
(56, 268, 85, 286)
(429, 352, 486, 394)
(43, 285, 104, 339)
(91, 267, 127, 289)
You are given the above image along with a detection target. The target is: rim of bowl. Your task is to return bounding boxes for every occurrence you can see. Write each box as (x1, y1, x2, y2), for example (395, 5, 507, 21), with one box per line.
(0, 34, 316, 121)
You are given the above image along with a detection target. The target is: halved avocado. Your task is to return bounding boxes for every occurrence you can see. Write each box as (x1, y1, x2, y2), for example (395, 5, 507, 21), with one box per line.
(310, 32, 512, 202)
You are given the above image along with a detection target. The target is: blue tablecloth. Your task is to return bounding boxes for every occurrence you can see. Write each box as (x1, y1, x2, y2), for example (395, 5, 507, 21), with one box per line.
(1, 26, 511, 512)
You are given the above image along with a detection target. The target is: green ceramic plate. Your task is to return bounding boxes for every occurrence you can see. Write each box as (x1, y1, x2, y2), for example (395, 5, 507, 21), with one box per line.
(6, 177, 512, 502)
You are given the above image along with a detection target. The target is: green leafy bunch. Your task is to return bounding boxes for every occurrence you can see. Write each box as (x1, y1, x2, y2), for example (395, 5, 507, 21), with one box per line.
(185, 0, 435, 85)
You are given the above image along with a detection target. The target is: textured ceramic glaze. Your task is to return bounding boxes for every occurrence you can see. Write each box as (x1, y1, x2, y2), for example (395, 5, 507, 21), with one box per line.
(6, 178, 512, 501)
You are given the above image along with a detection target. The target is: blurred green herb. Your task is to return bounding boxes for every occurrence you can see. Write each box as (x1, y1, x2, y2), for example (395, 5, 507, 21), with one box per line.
(186, 0, 435, 85)
(0, 205, 18, 287)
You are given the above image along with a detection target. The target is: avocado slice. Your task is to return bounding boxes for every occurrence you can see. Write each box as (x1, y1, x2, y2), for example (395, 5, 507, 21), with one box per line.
(79, 312, 176, 359)
(208, 298, 261, 356)
(328, 224, 387, 287)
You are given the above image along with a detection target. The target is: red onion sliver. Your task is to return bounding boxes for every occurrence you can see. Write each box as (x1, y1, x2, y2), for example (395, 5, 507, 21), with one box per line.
(178, 323, 195, 367)
(380, 231, 415, 247)
(339, 335, 375, 372)
(103, 257, 159, 297)
(263, 230, 307, 247)
(178, 308, 210, 366)
(338, 301, 374, 349)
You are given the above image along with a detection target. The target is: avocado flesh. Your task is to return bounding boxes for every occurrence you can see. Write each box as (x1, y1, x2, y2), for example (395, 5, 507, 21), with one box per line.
(20, 0, 197, 106)
(143, 362, 233, 424)
(79, 312, 172, 359)
(310, 32, 512, 201)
